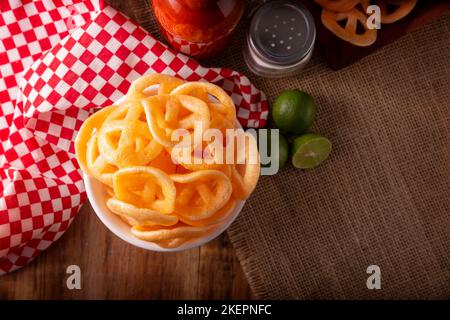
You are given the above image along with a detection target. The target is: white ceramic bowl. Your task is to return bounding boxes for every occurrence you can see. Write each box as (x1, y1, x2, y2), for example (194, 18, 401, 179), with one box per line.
(84, 96, 246, 252)
(84, 173, 245, 252)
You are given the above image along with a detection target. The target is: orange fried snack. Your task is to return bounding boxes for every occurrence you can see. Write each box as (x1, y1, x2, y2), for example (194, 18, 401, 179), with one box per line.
(170, 170, 232, 221)
(107, 198, 178, 226)
(142, 94, 211, 147)
(113, 166, 176, 214)
(169, 133, 226, 171)
(97, 101, 163, 168)
(75, 105, 117, 174)
(86, 133, 118, 187)
(370, 0, 417, 24)
(76, 73, 261, 248)
(171, 82, 236, 130)
(317, 0, 416, 47)
(178, 197, 237, 227)
(131, 222, 218, 244)
(125, 73, 184, 100)
(148, 148, 178, 174)
(321, 7, 377, 47)
(229, 131, 260, 200)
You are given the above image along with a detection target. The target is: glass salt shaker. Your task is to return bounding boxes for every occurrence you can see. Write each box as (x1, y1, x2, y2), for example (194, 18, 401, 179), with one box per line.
(244, 0, 316, 78)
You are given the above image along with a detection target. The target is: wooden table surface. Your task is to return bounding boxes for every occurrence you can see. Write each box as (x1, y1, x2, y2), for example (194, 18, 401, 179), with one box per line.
(1, 203, 251, 299)
(0, 0, 253, 300)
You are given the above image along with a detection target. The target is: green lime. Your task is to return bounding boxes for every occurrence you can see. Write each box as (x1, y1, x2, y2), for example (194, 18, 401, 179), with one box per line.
(258, 129, 289, 170)
(291, 133, 332, 169)
(272, 90, 317, 134)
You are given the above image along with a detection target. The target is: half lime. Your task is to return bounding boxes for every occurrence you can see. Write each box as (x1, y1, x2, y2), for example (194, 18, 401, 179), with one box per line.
(291, 133, 332, 169)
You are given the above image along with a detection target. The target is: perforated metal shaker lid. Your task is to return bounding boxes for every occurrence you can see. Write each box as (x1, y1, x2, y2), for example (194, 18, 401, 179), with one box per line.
(248, 0, 316, 67)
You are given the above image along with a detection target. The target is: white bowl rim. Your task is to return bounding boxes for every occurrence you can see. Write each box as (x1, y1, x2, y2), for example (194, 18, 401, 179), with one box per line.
(84, 94, 247, 252)
(85, 173, 245, 252)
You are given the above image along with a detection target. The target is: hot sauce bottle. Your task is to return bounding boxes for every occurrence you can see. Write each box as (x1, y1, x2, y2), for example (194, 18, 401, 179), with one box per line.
(152, 0, 245, 59)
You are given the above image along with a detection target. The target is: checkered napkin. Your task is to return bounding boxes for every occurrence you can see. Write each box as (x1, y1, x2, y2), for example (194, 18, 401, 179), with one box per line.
(0, 0, 269, 275)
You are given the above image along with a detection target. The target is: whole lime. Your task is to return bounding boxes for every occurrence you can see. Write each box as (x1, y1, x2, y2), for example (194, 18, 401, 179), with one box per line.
(272, 90, 317, 134)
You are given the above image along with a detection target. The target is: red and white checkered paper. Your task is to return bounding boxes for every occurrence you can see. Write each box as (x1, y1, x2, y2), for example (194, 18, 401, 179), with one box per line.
(0, 0, 268, 275)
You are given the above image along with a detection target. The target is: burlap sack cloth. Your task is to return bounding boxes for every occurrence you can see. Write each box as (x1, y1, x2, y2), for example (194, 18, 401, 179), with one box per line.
(222, 7, 450, 299)
(141, 0, 450, 299)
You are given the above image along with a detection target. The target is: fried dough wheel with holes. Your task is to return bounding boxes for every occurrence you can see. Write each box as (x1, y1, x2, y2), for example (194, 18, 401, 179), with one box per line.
(171, 82, 236, 129)
(142, 94, 211, 148)
(362, 0, 417, 24)
(75, 105, 117, 174)
(86, 133, 118, 187)
(126, 73, 184, 100)
(97, 101, 163, 168)
(113, 166, 176, 214)
(76, 73, 262, 248)
(178, 197, 237, 227)
(131, 222, 218, 243)
(321, 7, 377, 47)
(229, 130, 260, 200)
(107, 198, 178, 226)
(170, 170, 232, 221)
(169, 131, 227, 171)
(147, 148, 178, 174)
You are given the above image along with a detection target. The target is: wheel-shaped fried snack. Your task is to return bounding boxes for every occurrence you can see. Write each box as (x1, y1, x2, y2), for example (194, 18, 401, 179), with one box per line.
(113, 166, 176, 214)
(131, 222, 218, 242)
(171, 82, 236, 129)
(169, 135, 226, 171)
(170, 170, 232, 221)
(315, 0, 361, 12)
(321, 8, 377, 47)
(77, 73, 261, 248)
(178, 197, 237, 227)
(148, 148, 178, 174)
(142, 94, 211, 148)
(126, 73, 184, 100)
(86, 133, 118, 187)
(97, 101, 163, 168)
(210, 109, 235, 130)
(229, 131, 260, 200)
(362, 0, 417, 24)
(75, 105, 117, 174)
(107, 198, 178, 226)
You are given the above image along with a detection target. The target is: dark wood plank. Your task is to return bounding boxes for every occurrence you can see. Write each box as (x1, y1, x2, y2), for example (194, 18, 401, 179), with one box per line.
(0, 203, 251, 299)
(198, 236, 253, 299)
